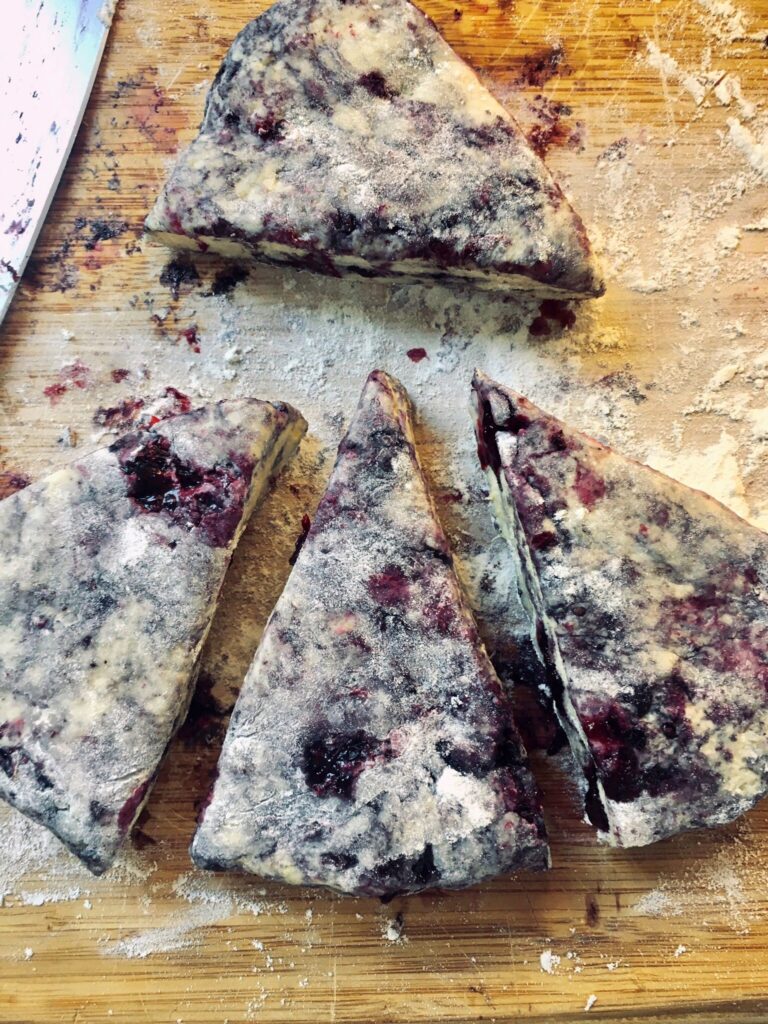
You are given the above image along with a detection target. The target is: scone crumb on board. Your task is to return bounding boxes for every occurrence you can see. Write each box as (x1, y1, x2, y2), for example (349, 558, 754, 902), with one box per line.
(383, 913, 407, 944)
(540, 949, 561, 974)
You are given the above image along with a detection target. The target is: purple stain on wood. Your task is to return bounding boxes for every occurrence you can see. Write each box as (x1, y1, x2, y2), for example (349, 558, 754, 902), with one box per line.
(529, 299, 576, 337)
(178, 671, 230, 748)
(132, 828, 157, 850)
(93, 397, 145, 429)
(43, 360, 93, 404)
(0, 472, 31, 500)
(514, 44, 569, 88)
(209, 264, 249, 296)
(43, 382, 67, 402)
(159, 257, 200, 300)
(73, 216, 130, 250)
(163, 386, 192, 414)
(439, 487, 463, 504)
(598, 137, 629, 163)
(526, 97, 584, 157)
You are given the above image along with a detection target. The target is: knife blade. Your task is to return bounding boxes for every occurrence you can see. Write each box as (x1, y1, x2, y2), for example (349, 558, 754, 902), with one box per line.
(0, 0, 117, 325)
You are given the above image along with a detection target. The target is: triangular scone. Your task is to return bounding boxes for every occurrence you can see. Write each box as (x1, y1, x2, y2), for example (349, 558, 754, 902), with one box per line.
(192, 371, 549, 896)
(146, 0, 603, 299)
(472, 370, 768, 847)
(0, 399, 306, 873)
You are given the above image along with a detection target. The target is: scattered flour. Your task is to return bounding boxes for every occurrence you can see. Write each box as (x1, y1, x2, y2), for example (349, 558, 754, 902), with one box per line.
(584, 994, 597, 1012)
(102, 877, 283, 959)
(98, 0, 118, 28)
(713, 75, 755, 119)
(632, 823, 768, 933)
(539, 949, 561, 974)
(716, 224, 742, 250)
(695, 0, 751, 43)
(727, 118, 768, 179)
(646, 431, 751, 520)
(643, 41, 723, 106)
(19, 887, 84, 906)
(633, 888, 684, 918)
(104, 902, 234, 959)
(172, 872, 268, 917)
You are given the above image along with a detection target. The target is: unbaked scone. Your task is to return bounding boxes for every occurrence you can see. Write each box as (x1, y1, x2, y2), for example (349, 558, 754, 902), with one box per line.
(192, 371, 549, 896)
(473, 370, 768, 847)
(146, 0, 604, 298)
(0, 398, 306, 872)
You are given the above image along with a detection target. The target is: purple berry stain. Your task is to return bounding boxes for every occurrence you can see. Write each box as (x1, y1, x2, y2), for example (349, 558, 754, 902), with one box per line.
(178, 325, 200, 353)
(117, 779, 151, 833)
(113, 431, 254, 547)
(422, 596, 455, 634)
(406, 347, 428, 363)
(573, 463, 606, 509)
(580, 702, 643, 802)
(301, 730, 392, 800)
(43, 360, 93, 404)
(163, 386, 192, 414)
(93, 397, 145, 429)
(529, 299, 576, 337)
(367, 565, 410, 606)
(358, 70, 395, 99)
(289, 513, 312, 565)
(475, 391, 531, 476)
(250, 112, 285, 141)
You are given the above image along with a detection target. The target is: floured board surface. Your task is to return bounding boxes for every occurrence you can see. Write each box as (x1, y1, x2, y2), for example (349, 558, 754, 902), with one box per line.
(1, 0, 767, 1021)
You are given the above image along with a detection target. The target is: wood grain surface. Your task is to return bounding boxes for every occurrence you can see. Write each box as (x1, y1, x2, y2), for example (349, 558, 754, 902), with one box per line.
(1, 0, 768, 1021)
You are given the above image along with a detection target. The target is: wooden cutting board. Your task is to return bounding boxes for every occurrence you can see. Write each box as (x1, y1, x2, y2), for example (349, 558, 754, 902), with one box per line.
(1, 0, 768, 1021)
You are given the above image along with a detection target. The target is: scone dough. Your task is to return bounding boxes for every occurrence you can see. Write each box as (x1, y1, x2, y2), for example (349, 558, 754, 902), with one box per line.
(0, 399, 306, 872)
(473, 370, 768, 848)
(193, 371, 549, 896)
(147, 0, 604, 298)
